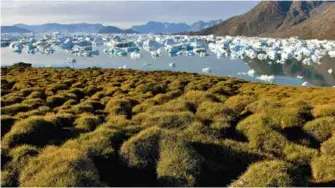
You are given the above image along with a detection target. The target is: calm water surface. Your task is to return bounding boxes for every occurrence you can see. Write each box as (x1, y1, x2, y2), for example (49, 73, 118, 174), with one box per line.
(1, 47, 335, 87)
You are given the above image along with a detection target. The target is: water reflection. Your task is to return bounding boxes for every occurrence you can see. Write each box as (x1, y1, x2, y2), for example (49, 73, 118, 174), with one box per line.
(247, 56, 335, 86)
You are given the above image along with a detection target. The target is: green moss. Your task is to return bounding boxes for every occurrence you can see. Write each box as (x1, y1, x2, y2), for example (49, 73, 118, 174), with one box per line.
(230, 160, 308, 187)
(311, 155, 335, 183)
(19, 147, 102, 187)
(303, 117, 335, 142)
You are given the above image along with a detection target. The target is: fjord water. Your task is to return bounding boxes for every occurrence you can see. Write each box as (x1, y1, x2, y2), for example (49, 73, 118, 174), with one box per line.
(1, 47, 335, 87)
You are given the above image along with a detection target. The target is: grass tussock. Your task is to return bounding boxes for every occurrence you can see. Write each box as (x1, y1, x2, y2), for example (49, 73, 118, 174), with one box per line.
(1, 67, 335, 186)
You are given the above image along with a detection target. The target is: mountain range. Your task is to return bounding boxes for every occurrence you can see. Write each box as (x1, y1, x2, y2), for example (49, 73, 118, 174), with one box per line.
(2, 20, 223, 34)
(2, 1, 334, 40)
(195, 1, 335, 40)
(130, 20, 223, 34)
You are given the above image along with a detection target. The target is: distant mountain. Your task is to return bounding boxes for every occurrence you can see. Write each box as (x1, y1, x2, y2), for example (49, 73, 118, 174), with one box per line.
(130, 20, 223, 34)
(14, 23, 104, 33)
(1, 26, 32, 33)
(188, 20, 222, 32)
(195, 1, 335, 40)
(130, 21, 189, 34)
(98, 26, 137, 34)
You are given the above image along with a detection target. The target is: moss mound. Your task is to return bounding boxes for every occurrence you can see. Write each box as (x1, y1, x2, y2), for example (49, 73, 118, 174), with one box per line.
(303, 117, 335, 142)
(230, 160, 308, 187)
(19, 147, 102, 187)
(1, 67, 335, 186)
(120, 127, 161, 169)
(311, 155, 335, 183)
(2, 116, 60, 148)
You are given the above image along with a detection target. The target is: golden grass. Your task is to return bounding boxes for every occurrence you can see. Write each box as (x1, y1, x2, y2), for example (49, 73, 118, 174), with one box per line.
(1, 67, 335, 186)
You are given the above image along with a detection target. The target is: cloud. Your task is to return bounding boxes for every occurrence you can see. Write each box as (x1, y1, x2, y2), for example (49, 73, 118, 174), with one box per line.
(1, 1, 259, 28)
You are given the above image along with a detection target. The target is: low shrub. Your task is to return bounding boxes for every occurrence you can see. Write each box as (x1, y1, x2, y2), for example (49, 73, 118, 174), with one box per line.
(311, 155, 335, 183)
(303, 117, 335, 142)
(120, 127, 161, 169)
(19, 147, 102, 187)
(230, 160, 309, 187)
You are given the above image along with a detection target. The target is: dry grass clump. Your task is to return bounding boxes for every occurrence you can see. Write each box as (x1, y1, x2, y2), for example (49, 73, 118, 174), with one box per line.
(15, 106, 52, 119)
(120, 127, 161, 169)
(1, 103, 31, 116)
(1, 95, 23, 106)
(74, 113, 102, 132)
(303, 117, 335, 142)
(224, 95, 256, 114)
(105, 98, 136, 119)
(133, 111, 194, 129)
(46, 95, 67, 107)
(21, 98, 45, 108)
(311, 155, 335, 183)
(1, 115, 18, 137)
(320, 135, 335, 156)
(181, 90, 216, 107)
(313, 103, 335, 117)
(1, 145, 40, 186)
(283, 143, 318, 164)
(157, 134, 205, 186)
(19, 147, 102, 187)
(229, 160, 308, 187)
(2, 116, 60, 148)
(236, 114, 288, 155)
(195, 101, 236, 123)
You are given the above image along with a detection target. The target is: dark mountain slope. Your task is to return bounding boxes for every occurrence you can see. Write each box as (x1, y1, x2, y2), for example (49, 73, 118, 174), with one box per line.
(195, 1, 334, 40)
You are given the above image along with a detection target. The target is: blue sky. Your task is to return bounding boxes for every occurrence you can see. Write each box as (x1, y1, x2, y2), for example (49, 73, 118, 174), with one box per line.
(1, 1, 259, 28)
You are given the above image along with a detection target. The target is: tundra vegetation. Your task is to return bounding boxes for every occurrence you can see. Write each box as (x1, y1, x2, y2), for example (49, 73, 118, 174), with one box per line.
(1, 67, 335, 186)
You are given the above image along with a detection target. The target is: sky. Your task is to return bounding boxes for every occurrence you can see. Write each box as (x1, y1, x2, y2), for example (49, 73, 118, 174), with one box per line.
(1, 1, 259, 29)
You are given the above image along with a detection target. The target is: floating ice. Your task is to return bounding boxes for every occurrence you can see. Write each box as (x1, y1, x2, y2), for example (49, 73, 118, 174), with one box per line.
(256, 75, 275, 83)
(202, 67, 212, 73)
(328, 68, 333, 74)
